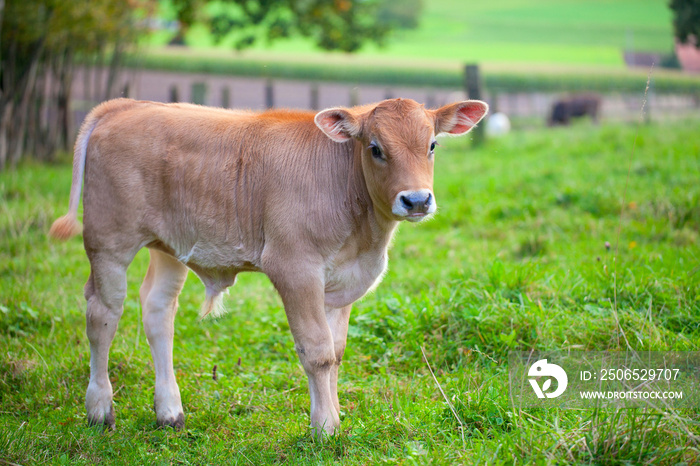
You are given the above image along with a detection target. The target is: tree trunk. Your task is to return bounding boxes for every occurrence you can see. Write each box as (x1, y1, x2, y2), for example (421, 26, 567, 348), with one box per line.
(0, 0, 5, 66)
(10, 52, 41, 166)
(0, 33, 44, 168)
(58, 49, 74, 153)
(0, 102, 12, 171)
(105, 42, 124, 100)
(24, 61, 45, 158)
(44, 51, 64, 160)
(93, 47, 105, 103)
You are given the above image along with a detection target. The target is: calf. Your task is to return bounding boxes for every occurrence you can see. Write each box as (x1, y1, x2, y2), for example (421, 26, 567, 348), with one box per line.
(49, 97, 487, 437)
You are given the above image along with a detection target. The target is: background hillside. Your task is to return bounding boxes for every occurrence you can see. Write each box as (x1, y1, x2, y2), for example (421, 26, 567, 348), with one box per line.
(154, 0, 675, 67)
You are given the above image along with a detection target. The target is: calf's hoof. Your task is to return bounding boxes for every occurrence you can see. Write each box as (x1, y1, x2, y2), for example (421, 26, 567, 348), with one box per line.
(87, 405, 116, 430)
(157, 412, 185, 430)
(310, 417, 340, 441)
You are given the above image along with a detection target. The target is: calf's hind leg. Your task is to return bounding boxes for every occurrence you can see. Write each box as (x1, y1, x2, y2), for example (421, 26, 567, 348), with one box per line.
(139, 249, 189, 428)
(84, 254, 130, 429)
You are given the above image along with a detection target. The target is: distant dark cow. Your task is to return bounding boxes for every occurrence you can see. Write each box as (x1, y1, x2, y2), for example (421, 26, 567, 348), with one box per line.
(548, 94, 601, 126)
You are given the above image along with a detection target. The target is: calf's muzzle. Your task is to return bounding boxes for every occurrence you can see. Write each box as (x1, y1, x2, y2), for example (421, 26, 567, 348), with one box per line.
(392, 189, 436, 222)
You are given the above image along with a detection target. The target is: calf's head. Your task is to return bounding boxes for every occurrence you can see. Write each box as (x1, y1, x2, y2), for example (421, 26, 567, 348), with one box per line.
(315, 98, 488, 222)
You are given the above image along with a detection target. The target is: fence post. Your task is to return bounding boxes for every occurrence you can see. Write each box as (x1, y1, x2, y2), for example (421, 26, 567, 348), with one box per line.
(426, 92, 436, 109)
(265, 79, 274, 109)
(464, 64, 485, 145)
(490, 90, 499, 113)
(221, 87, 231, 108)
(349, 87, 359, 107)
(310, 83, 319, 110)
(192, 82, 207, 105)
(169, 85, 179, 103)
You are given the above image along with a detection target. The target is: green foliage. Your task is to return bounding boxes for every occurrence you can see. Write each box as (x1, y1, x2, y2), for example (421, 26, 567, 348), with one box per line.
(1, 119, 699, 463)
(163, 0, 390, 52)
(670, 0, 700, 46)
(0, 0, 156, 168)
(1, 0, 150, 75)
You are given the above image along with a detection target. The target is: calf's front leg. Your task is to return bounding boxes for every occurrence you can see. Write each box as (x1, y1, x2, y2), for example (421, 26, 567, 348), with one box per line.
(326, 305, 352, 415)
(265, 257, 339, 438)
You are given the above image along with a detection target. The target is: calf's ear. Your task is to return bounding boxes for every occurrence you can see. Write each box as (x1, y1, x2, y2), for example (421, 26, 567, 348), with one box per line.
(433, 100, 489, 136)
(315, 108, 362, 142)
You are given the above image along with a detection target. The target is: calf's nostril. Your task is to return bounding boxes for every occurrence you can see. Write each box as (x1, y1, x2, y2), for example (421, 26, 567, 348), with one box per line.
(425, 193, 432, 207)
(400, 195, 413, 210)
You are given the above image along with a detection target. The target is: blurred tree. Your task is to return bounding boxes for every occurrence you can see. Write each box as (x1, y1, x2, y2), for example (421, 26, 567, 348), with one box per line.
(669, 0, 700, 47)
(169, 0, 391, 52)
(0, 0, 155, 169)
(169, 0, 198, 45)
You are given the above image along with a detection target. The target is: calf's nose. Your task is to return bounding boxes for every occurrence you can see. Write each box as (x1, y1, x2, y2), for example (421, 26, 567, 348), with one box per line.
(400, 192, 432, 213)
(392, 189, 436, 221)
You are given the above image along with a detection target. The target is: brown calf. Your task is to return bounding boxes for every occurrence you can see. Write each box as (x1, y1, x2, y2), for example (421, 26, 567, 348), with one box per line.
(49, 97, 487, 437)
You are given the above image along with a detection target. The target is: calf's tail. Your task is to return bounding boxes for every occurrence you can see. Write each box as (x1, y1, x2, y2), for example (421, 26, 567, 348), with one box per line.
(48, 111, 100, 241)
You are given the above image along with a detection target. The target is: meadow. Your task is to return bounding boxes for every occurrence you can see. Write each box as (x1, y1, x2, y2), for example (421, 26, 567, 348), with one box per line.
(136, 0, 699, 95)
(156, 0, 675, 66)
(1, 115, 699, 464)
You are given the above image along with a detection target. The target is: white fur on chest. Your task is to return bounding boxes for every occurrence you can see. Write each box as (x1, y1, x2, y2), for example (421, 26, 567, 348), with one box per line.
(324, 249, 388, 309)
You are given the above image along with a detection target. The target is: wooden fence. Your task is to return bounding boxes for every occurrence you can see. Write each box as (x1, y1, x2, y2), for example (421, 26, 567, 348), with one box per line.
(70, 65, 700, 131)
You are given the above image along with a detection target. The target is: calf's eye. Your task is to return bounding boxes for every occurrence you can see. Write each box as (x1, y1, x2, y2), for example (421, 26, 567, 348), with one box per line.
(369, 143, 383, 159)
(429, 141, 439, 156)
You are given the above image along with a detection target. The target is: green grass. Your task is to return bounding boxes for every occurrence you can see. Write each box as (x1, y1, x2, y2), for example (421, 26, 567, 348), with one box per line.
(2, 118, 700, 464)
(157, 0, 675, 67)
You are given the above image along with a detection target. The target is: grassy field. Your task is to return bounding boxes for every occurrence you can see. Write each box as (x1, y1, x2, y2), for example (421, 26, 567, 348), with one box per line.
(135, 0, 700, 94)
(2, 117, 700, 464)
(154, 0, 675, 66)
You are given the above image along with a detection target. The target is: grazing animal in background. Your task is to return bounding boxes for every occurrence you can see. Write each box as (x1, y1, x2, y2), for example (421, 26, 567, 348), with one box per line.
(548, 94, 601, 126)
(49, 97, 488, 437)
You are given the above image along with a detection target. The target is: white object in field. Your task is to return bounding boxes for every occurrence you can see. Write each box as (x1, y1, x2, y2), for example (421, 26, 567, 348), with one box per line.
(485, 112, 511, 137)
